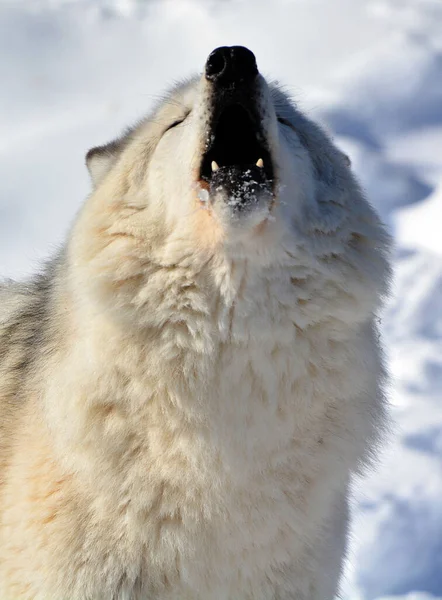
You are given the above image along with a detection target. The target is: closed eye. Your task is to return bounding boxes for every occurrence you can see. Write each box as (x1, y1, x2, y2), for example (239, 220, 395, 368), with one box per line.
(277, 117, 293, 128)
(165, 113, 190, 132)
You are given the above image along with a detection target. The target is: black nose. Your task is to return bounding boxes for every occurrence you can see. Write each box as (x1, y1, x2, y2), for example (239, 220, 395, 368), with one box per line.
(205, 46, 258, 86)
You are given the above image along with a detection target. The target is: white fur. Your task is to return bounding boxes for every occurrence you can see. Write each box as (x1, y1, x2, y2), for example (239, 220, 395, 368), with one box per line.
(0, 71, 391, 599)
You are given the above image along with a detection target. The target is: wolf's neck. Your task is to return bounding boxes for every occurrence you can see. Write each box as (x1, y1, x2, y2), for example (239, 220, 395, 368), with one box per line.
(42, 260, 304, 492)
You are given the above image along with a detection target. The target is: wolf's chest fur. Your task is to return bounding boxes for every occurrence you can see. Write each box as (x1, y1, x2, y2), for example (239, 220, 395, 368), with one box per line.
(36, 262, 359, 599)
(0, 246, 376, 600)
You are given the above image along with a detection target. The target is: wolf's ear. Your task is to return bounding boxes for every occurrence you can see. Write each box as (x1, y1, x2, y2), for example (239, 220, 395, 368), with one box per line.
(86, 142, 120, 188)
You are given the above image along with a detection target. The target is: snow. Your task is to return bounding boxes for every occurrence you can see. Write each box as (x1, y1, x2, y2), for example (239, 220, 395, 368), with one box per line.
(396, 187, 442, 256)
(1, 0, 442, 598)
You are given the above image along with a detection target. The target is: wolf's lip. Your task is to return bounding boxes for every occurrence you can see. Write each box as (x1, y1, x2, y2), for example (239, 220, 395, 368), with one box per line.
(199, 103, 274, 185)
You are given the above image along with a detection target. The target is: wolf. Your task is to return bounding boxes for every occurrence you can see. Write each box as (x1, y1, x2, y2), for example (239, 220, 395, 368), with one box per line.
(0, 46, 390, 599)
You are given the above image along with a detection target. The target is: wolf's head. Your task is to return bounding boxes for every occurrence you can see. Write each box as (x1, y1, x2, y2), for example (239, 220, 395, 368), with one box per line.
(72, 47, 388, 330)
(84, 47, 351, 248)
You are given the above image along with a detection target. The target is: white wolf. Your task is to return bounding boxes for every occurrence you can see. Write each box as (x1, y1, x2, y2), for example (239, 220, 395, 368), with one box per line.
(0, 46, 390, 599)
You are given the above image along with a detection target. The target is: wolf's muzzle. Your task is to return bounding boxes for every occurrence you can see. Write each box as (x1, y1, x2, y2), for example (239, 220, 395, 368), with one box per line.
(200, 46, 275, 208)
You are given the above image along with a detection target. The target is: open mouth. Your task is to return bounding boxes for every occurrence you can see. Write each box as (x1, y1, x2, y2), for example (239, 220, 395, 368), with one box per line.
(199, 104, 274, 202)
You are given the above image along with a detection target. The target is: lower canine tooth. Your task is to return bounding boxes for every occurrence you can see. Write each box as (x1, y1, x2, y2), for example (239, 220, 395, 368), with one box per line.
(256, 158, 264, 168)
(211, 161, 219, 172)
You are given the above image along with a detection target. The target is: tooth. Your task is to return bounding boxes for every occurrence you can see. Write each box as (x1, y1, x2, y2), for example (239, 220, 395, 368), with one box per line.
(256, 158, 264, 168)
(211, 161, 219, 172)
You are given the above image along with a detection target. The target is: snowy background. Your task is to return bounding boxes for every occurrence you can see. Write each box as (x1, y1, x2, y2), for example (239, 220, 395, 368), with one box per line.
(1, 0, 442, 598)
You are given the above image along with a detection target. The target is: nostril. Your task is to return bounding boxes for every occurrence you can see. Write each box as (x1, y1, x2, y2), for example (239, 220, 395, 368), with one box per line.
(232, 46, 258, 80)
(205, 47, 228, 81)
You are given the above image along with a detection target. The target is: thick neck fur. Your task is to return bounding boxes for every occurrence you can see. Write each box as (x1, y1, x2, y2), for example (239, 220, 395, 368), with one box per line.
(35, 167, 389, 511)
